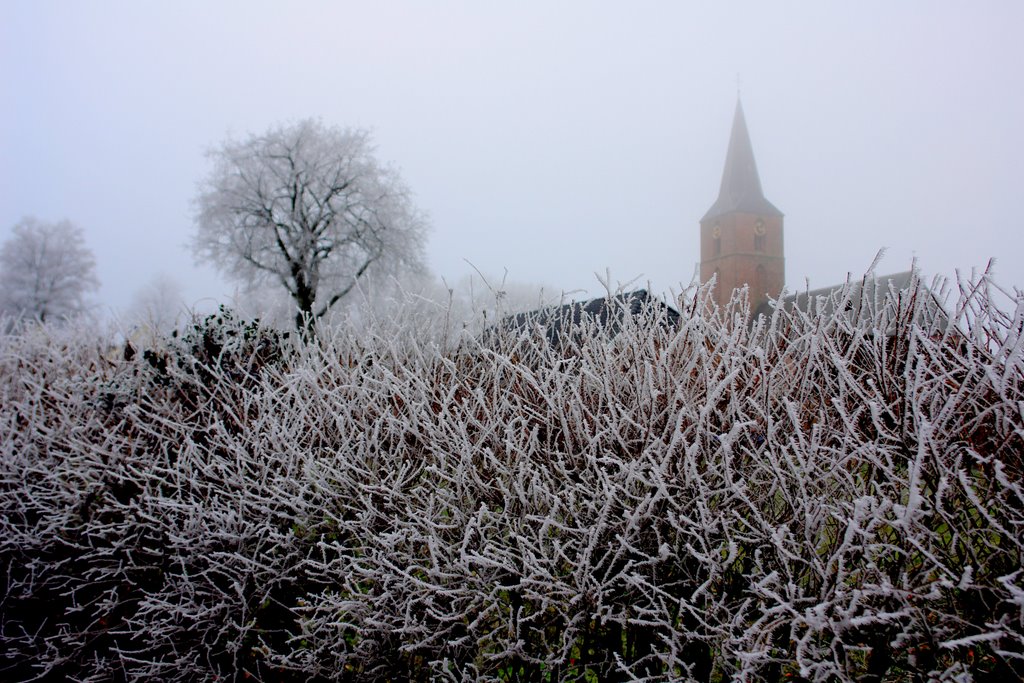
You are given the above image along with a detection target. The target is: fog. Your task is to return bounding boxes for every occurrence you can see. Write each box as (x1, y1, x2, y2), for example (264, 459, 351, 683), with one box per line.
(2, 2, 1022, 315)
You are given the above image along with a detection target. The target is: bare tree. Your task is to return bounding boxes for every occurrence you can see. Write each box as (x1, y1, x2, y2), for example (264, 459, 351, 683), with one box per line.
(126, 272, 185, 335)
(193, 119, 428, 331)
(0, 216, 100, 324)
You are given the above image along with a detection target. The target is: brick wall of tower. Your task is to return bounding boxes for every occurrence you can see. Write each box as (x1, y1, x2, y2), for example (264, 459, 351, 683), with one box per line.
(699, 212, 784, 312)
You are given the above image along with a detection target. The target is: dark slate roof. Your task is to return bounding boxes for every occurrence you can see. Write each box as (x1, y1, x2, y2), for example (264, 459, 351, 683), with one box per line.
(493, 290, 681, 348)
(778, 270, 950, 331)
(783, 271, 916, 313)
(702, 99, 783, 223)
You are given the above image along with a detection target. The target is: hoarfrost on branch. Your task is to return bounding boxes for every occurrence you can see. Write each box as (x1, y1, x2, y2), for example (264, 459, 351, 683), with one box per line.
(1, 273, 1022, 681)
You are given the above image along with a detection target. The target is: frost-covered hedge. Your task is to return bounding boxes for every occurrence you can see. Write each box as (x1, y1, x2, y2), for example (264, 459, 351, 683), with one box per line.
(2, 280, 1022, 682)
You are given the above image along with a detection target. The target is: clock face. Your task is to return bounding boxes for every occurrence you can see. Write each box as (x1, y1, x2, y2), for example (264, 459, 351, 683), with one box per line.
(753, 220, 766, 236)
(711, 225, 721, 239)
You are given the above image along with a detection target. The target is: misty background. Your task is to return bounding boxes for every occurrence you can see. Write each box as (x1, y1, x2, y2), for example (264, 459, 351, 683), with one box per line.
(2, 2, 1022, 318)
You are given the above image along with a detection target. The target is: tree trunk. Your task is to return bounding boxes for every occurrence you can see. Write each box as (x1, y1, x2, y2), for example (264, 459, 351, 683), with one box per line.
(294, 278, 316, 336)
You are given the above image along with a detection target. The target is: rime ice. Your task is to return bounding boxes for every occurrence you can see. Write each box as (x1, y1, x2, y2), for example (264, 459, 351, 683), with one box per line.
(1, 274, 1022, 681)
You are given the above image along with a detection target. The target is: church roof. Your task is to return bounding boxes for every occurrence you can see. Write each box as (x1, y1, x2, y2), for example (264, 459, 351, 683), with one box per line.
(776, 270, 950, 332)
(493, 290, 681, 348)
(702, 99, 783, 223)
(783, 271, 917, 312)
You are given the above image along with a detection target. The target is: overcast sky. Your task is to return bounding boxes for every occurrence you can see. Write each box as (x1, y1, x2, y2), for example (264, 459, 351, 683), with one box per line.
(3, 2, 1023, 316)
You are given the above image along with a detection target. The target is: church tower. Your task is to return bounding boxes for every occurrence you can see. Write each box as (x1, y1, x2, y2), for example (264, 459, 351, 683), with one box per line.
(700, 99, 784, 315)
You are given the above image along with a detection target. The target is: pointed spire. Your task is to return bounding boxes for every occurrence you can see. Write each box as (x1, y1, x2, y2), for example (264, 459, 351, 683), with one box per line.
(702, 98, 782, 222)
